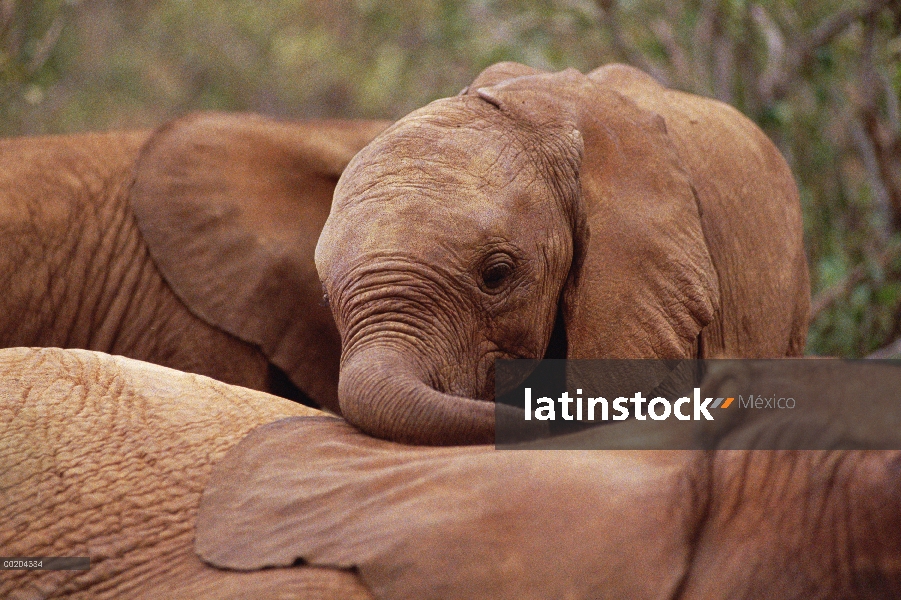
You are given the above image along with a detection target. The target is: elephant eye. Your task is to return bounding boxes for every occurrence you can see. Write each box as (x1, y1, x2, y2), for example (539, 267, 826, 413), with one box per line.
(480, 256, 515, 291)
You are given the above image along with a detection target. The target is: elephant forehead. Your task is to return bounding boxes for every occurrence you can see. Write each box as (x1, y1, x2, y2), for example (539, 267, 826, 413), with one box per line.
(320, 113, 562, 274)
(335, 98, 545, 206)
(320, 179, 565, 278)
(319, 197, 533, 277)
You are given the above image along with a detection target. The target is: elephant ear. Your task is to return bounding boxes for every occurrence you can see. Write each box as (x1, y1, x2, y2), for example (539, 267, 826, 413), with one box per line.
(196, 416, 696, 600)
(130, 112, 389, 410)
(475, 70, 720, 358)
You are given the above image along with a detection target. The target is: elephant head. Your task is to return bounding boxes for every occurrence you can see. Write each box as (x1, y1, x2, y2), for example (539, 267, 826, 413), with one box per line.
(315, 63, 809, 445)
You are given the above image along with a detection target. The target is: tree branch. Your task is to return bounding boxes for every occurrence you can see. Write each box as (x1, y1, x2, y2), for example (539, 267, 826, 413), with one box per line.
(757, 0, 896, 103)
(867, 335, 901, 358)
(650, 19, 692, 88)
(810, 241, 901, 321)
(594, 0, 670, 86)
(710, 6, 735, 104)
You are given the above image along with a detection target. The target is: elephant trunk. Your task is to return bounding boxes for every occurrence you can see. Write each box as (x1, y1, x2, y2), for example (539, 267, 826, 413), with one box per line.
(338, 347, 495, 445)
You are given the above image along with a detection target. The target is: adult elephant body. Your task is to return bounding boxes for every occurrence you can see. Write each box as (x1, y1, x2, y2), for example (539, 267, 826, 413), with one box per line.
(199, 419, 901, 600)
(316, 63, 810, 444)
(7, 347, 898, 599)
(0, 114, 390, 410)
(0, 347, 372, 599)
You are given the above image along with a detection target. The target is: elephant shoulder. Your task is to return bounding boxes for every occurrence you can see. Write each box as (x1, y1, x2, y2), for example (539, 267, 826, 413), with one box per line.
(0, 130, 148, 230)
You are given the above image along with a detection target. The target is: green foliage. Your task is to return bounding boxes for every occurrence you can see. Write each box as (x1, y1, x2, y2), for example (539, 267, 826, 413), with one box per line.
(3, 0, 900, 356)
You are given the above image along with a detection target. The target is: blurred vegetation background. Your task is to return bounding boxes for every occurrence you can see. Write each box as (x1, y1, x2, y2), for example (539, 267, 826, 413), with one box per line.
(2, 0, 900, 357)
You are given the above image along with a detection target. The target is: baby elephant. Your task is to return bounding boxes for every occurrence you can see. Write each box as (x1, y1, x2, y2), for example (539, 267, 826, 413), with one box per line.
(0, 113, 389, 411)
(316, 63, 810, 444)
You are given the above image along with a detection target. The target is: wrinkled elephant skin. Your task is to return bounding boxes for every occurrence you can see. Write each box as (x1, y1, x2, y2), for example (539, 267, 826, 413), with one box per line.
(0, 347, 372, 600)
(0, 113, 390, 411)
(197, 392, 901, 599)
